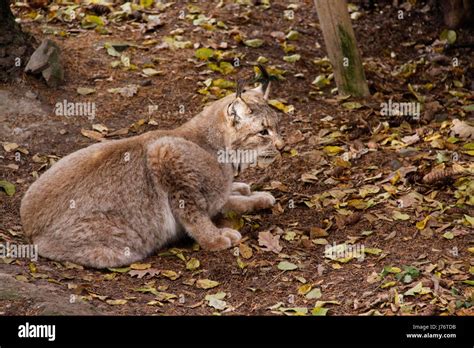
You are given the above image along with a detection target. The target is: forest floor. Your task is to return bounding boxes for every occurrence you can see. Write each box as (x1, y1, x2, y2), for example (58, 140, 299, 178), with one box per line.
(0, 0, 473, 316)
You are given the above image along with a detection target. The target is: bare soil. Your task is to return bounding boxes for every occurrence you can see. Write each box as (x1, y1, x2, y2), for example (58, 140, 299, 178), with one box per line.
(0, 0, 473, 316)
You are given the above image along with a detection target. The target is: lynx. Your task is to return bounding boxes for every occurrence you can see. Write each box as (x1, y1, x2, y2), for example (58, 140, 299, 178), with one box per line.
(20, 66, 284, 268)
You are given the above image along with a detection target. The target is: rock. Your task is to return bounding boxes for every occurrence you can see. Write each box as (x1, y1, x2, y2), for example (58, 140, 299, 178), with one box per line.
(389, 159, 402, 171)
(0, 271, 107, 315)
(25, 39, 64, 88)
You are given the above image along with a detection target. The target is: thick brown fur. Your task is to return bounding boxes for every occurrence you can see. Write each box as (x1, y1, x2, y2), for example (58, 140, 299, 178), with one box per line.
(20, 83, 284, 268)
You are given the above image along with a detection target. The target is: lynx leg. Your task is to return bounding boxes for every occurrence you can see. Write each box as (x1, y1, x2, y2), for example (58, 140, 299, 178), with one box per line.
(223, 191, 276, 214)
(147, 138, 241, 251)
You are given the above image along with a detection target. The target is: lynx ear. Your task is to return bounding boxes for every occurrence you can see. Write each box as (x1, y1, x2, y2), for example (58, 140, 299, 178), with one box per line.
(227, 97, 251, 126)
(251, 64, 271, 100)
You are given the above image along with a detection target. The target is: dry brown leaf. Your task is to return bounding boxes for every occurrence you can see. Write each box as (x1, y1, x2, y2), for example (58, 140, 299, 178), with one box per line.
(239, 243, 253, 259)
(422, 165, 463, 185)
(81, 129, 104, 141)
(451, 119, 474, 139)
(129, 268, 160, 279)
(258, 231, 282, 253)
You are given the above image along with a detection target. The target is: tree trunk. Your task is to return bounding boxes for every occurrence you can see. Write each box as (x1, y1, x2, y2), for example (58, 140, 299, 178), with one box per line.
(441, 0, 474, 28)
(0, 0, 35, 82)
(314, 0, 370, 97)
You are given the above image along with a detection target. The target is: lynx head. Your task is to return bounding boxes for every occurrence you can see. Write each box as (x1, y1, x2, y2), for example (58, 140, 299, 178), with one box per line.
(221, 65, 284, 173)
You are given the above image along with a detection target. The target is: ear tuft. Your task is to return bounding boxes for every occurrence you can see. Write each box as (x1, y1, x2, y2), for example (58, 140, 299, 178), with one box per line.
(251, 64, 271, 100)
(236, 79, 246, 99)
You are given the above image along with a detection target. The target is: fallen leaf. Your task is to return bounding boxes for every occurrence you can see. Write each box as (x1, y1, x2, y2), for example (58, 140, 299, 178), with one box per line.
(442, 231, 454, 240)
(310, 227, 328, 238)
(81, 129, 104, 141)
(108, 84, 139, 97)
(195, 47, 214, 60)
(244, 39, 264, 48)
(77, 87, 96, 95)
(196, 279, 220, 289)
(205, 292, 227, 310)
(129, 269, 160, 279)
(277, 261, 298, 271)
(258, 231, 282, 253)
(107, 267, 130, 273)
(305, 288, 322, 300)
(186, 258, 200, 271)
(323, 146, 344, 155)
(0, 180, 16, 196)
(106, 299, 128, 305)
(404, 281, 431, 296)
(311, 307, 329, 316)
(283, 54, 301, 63)
(161, 270, 180, 280)
(342, 101, 362, 110)
(3, 142, 19, 152)
(142, 68, 162, 77)
(268, 99, 294, 114)
(451, 119, 474, 139)
(130, 263, 151, 270)
(297, 284, 312, 295)
(416, 216, 431, 230)
(392, 211, 410, 221)
(155, 292, 177, 302)
(239, 243, 253, 259)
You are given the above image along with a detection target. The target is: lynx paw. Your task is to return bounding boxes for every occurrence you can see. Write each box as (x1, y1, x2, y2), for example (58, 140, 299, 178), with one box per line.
(250, 191, 276, 210)
(231, 182, 251, 196)
(220, 228, 242, 244)
(201, 228, 242, 251)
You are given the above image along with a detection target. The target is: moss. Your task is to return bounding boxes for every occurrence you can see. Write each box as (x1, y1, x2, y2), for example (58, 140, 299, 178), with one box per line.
(337, 24, 368, 97)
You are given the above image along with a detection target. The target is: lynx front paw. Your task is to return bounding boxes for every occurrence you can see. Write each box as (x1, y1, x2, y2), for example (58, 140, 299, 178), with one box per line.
(231, 182, 251, 196)
(250, 191, 276, 210)
(200, 228, 242, 251)
(220, 228, 242, 244)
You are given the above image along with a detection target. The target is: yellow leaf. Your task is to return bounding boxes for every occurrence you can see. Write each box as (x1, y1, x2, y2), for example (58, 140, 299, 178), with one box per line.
(106, 299, 128, 305)
(381, 281, 396, 289)
(347, 199, 367, 210)
(268, 99, 294, 114)
(416, 216, 431, 230)
(186, 258, 200, 271)
(196, 279, 220, 289)
(298, 284, 312, 295)
(161, 270, 180, 280)
(464, 215, 474, 227)
(390, 171, 401, 185)
(382, 184, 397, 194)
(130, 263, 151, 270)
(323, 146, 344, 155)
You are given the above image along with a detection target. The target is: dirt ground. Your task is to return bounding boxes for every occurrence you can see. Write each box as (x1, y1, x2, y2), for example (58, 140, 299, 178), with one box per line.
(0, 0, 473, 316)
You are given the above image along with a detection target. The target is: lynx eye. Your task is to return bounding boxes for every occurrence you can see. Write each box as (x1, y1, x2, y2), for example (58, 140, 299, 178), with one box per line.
(259, 129, 269, 136)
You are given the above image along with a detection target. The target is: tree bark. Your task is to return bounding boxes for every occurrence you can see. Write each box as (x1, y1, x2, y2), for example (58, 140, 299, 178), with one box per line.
(314, 0, 370, 97)
(0, 0, 35, 82)
(441, 0, 474, 28)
